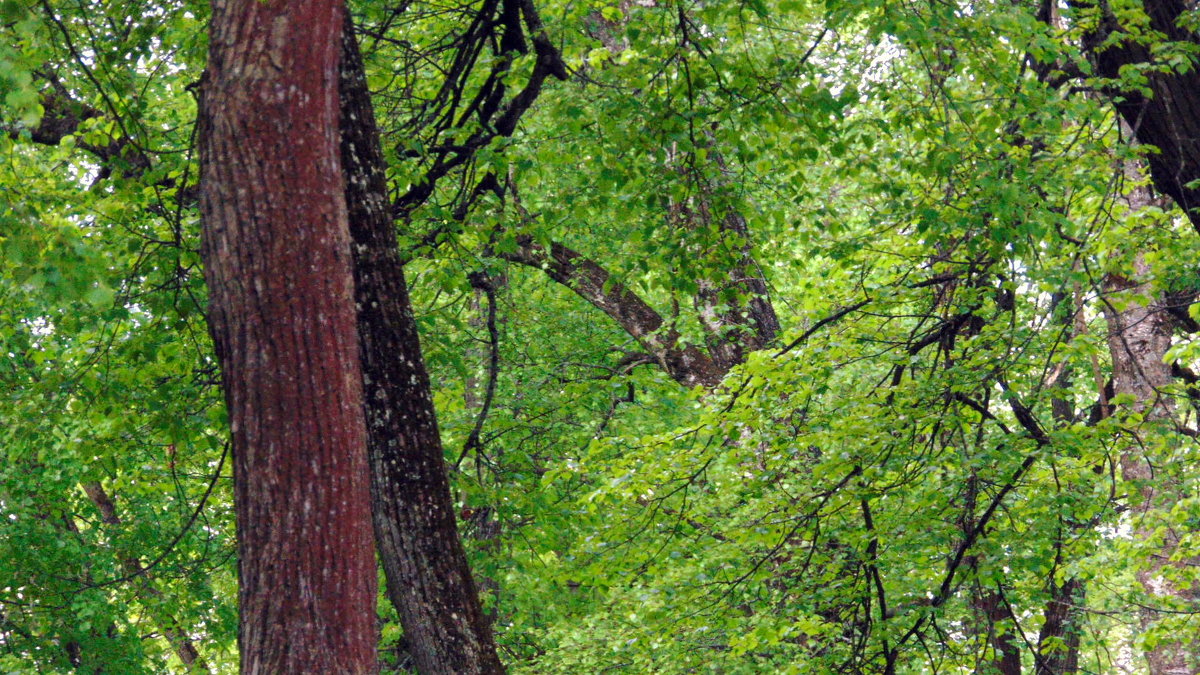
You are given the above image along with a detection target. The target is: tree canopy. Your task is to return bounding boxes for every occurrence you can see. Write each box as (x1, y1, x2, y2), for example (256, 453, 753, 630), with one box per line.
(2, 0, 1200, 672)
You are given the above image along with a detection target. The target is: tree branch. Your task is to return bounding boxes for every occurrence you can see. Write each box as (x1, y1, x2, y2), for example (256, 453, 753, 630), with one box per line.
(501, 237, 723, 388)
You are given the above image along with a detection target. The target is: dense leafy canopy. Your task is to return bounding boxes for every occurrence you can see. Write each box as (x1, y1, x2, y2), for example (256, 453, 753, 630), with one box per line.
(3, 0, 1199, 672)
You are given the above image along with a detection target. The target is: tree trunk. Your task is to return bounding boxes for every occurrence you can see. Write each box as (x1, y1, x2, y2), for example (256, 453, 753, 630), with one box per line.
(1034, 292, 1086, 675)
(338, 20, 506, 675)
(198, 1, 377, 672)
(687, 145, 780, 371)
(82, 481, 207, 671)
(971, 587, 1021, 675)
(1079, 0, 1200, 229)
(1102, 175, 1196, 674)
(1036, 577, 1083, 675)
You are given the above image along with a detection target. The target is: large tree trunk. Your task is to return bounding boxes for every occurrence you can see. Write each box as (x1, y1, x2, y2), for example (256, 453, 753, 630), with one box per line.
(338, 20, 505, 675)
(198, 1, 377, 672)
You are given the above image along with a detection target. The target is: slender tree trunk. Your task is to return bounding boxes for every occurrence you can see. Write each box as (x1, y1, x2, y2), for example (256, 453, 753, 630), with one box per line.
(338, 20, 505, 674)
(198, 1, 377, 672)
(961, 475, 1020, 675)
(692, 145, 780, 368)
(461, 272, 505, 626)
(974, 588, 1022, 672)
(971, 586, 1021, 675)
(1034, 291, 1086, 675)
(55, 512, 120, 675)
(1036, 577, 1083, 675)
(82, 481, 207, 671)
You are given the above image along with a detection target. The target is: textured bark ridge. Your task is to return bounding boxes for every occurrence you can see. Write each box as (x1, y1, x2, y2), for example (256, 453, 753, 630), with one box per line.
(339, 20, 505, 675)
(198, 1, 377, 672)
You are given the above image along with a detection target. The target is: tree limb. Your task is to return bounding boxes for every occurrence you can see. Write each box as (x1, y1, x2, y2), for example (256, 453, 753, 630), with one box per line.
(501, 237, 723, 388)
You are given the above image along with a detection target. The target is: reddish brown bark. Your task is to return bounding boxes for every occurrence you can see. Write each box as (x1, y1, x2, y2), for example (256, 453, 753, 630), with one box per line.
(973, 589, 1022, 675)
(1036, 577, 1083, 675)
(198, 1, 377, 672)
(338, 21, 505, 674)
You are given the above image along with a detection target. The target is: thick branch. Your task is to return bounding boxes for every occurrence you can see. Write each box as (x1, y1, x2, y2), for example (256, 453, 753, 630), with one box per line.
(392, 0, 567, 218)
(10, 76, 143, 173)
(501, 238, 724, 388)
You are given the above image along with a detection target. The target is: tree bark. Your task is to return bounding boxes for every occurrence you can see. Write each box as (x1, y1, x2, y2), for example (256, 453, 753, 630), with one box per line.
(681, 145, 780, 372)
(1036, 577, 1083, 674)
(1034, 292, 1086, 675)
(338, 20, 505, 675)
(1102, 174, 1197, 675)
(501, 238, 723, 388)
(198, 1, 377, 672)
(1080, 0, 1200, 229)
(973, 588, 1021, 675)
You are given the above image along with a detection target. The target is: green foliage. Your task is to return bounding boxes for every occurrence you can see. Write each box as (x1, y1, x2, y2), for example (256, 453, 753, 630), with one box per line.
(4, 0, 1200, 671)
